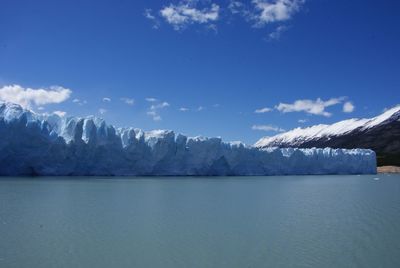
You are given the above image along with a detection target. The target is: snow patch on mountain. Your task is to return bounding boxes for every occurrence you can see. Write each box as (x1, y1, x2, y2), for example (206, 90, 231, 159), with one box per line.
(255, 105, 400, 148)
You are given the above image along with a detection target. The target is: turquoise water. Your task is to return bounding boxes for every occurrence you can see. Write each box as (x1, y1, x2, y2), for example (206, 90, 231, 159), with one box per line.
(1, 175, 400, 268)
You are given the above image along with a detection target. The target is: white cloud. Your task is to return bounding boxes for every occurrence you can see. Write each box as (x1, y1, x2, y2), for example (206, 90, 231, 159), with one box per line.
(179, 107, 189, 112)
(197, 106, 204, 111)
(343, 101, 355, 113)
(146, 97, 158, 102)
(72, 98, 80, 103)
(298, 119, 308, 123)
(53, 110, 66, 117)
(275, 97, 345, 117)
(98, 108, 107, 115)
(252, 124, 285, 132)
(37, 106, 45, 111)
(146, 0, 305, 38)
(255, 107, 272, 113)
(251, 0, 304, 27)
(120, 97, 135, 105)
(160, 1, 220, 30)
(0, 84, 71, 108)
(103, 97, 111, 102)
(268, 25, 288, 40)
(147, 100, 170, 121)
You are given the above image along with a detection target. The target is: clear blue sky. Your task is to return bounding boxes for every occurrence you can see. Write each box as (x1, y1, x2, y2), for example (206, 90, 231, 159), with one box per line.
(1, 0, 399, 144)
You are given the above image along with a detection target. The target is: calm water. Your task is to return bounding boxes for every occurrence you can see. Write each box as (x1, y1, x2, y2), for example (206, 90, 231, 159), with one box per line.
(1, 175, 400, 268)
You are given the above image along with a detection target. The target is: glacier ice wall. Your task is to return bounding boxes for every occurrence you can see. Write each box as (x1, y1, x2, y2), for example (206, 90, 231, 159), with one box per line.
(0, 102, 377, 176)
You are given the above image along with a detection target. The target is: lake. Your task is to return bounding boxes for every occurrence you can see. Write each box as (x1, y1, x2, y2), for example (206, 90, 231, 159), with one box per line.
(1, 175, 400, 267)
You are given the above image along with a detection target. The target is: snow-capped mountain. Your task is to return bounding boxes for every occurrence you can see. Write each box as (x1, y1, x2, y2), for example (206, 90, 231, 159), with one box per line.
(0, 101, 376, 176)
(255, 106, 400, 166)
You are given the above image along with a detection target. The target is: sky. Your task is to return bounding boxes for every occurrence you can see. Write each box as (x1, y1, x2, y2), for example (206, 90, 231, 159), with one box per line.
(0, 0, 399, 144)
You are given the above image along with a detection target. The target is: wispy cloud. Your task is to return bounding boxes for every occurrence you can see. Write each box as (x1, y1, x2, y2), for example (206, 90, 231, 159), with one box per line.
(102, 97, 111, 102)
(275, 97, 345, 117)
(179, 107, 189, 112)
(145, 97, 158, 102)
(298, 119, 308, 123)
(251, 0, 305, 27)
(197, 106, 204, 111)
(343, 101, 355, 113)
(268, 25, 288, 40)
(147, 100, 170, 121)
(147, 111, 161, 121)
(151, 101, 170, 110)
(98, 108, 107, 115)
(252, 124, 285, 132)
(72, 98, 87, 106)
(0, 84, 71, 108)
(53, 110, 67, 117)
(148, 1, 220, 31)
(255, 107, 272, 113)
(228, 1, 244, 14)
(144, 9, 161, 29)
(120, 97, 135, 105)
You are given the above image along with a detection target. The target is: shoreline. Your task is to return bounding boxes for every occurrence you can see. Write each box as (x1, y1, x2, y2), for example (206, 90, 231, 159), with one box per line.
(377, 166, 400, 174)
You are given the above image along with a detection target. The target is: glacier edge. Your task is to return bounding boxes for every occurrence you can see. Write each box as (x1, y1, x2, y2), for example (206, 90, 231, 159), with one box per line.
(0, 102, 377, 176)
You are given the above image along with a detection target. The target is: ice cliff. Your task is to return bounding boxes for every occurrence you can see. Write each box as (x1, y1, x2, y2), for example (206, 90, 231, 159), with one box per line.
(0, 102, 377, 176)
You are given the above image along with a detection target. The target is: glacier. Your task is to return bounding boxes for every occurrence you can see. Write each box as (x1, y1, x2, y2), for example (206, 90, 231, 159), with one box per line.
(0, 102, 377, 176)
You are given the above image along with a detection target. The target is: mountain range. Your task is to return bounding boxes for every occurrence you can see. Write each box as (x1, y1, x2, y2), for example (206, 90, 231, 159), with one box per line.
(255, 106, 400, 166)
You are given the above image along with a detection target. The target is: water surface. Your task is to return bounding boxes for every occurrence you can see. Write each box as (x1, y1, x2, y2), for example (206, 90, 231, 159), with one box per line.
(1, 175, 400, 267)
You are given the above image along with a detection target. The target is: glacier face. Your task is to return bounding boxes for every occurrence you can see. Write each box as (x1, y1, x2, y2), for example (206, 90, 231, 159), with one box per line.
(0, 102, 377, 176)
